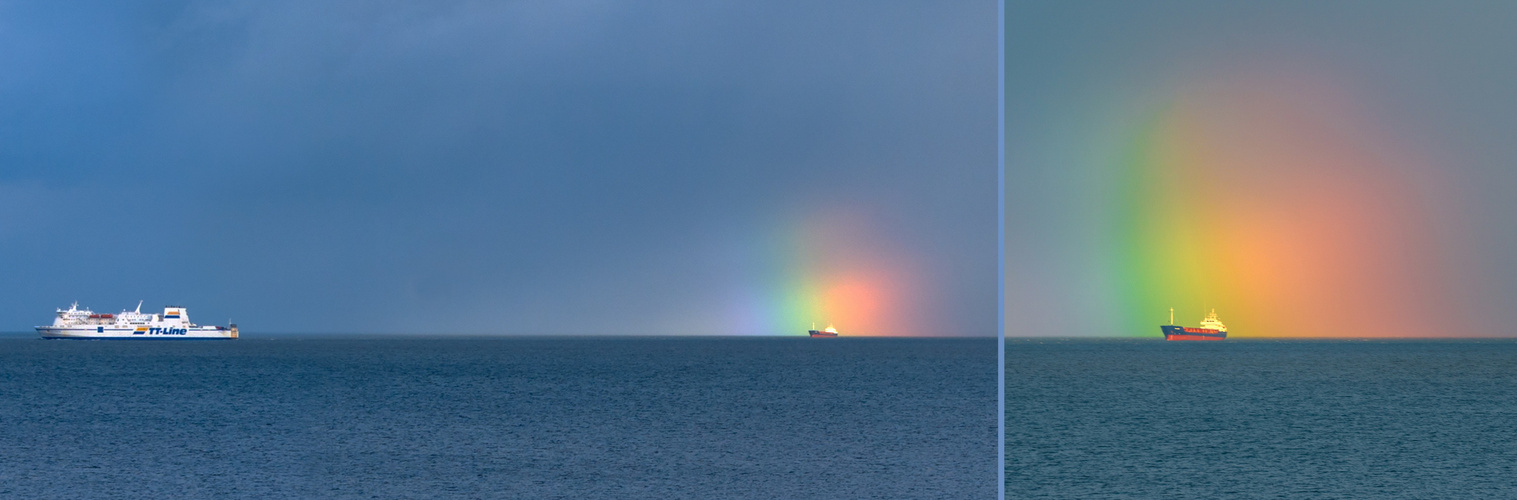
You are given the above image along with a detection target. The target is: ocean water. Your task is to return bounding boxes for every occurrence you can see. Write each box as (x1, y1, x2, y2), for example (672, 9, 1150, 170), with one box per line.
(0, 336, 994, 499)
(1007, 339, 1517, 498)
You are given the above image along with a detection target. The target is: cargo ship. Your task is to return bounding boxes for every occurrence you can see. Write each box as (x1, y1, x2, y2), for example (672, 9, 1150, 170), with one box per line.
(1160, 307, 1226, 341)
(37, 302, 238, 340)
(808, 323, 839, 337)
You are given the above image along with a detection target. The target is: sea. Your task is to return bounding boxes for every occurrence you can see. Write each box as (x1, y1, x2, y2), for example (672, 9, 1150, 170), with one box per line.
(1006, 339, 1517, 499)
(0, 335, 994, 499)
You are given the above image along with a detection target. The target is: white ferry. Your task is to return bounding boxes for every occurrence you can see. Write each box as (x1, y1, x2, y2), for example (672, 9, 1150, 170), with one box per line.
(37, 302, 238, 340)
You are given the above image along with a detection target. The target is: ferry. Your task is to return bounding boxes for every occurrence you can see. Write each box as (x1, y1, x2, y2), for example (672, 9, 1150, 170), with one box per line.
(808, 323, 839, 337)
(37, 302, 238, 340)
(1160, 308, 1227, 341)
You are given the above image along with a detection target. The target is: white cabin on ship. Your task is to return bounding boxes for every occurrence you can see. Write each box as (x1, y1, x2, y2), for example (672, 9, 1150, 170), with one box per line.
(37, 302, 237, 339)
(1197, 309, 1227, 332)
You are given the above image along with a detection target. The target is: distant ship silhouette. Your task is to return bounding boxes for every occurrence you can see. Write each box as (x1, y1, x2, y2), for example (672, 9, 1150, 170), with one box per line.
(808, 323, 839, 337)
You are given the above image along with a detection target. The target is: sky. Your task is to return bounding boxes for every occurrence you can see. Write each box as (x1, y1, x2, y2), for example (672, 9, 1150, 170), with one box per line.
(0, 1, 998, 336)
(1009, 2, 1517, 337)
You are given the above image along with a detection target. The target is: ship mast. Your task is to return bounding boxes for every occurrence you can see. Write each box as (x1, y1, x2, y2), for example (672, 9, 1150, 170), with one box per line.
(1169, 307, 1174, 325)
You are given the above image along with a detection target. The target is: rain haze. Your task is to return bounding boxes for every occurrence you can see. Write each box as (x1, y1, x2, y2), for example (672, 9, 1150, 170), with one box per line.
(0, 2, 998, 335)
(1009, 2, 1517, 337)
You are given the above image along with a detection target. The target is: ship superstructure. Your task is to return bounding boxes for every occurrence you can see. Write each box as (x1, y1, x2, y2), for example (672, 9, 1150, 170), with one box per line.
(37, 302, 237, 339)
(1160, 307, 1227, 341)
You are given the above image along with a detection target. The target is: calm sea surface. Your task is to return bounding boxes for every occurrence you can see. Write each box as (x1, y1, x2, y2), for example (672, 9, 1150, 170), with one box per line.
(1007, 339, 1517, 498)
(0, 336, 993, 499)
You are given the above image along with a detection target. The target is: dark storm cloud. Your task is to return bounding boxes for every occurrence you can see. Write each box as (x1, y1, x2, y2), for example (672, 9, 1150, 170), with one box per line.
(0, 1, 996, 334)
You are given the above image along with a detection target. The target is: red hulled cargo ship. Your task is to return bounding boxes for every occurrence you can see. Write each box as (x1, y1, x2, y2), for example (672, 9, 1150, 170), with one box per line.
(1160, 308, 1227, 341)
(808, 323, 839, 337)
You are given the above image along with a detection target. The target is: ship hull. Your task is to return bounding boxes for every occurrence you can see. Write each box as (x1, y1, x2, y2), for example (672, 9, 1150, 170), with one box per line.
(38, 326, 236, 340)
(1161, 325, 1225, 341)
(808, 330, 838, 337)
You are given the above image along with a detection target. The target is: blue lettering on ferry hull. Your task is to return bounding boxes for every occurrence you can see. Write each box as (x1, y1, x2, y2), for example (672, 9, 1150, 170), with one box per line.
(136, 328, 189, 335)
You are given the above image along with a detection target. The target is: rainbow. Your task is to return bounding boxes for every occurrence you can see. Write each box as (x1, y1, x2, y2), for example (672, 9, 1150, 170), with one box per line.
(1113, 70, 1470, 337)
(732, 208, 924, 337)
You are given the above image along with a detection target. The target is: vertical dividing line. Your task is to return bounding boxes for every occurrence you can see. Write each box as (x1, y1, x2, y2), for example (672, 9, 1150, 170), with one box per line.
(997, 0, 1007, 498)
